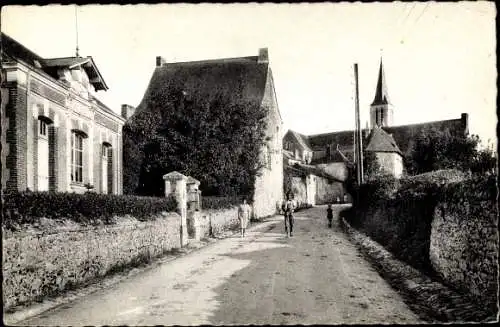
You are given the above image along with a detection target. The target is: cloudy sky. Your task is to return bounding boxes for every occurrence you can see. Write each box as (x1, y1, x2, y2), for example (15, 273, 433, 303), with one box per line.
(2, 2, 496, 147)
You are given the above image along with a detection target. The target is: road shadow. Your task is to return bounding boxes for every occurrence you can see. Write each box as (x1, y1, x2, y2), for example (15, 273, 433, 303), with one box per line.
(204, 210, 387, 325)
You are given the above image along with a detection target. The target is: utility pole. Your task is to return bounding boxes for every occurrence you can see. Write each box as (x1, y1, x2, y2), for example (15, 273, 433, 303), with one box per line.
(354, 63, 364, 185)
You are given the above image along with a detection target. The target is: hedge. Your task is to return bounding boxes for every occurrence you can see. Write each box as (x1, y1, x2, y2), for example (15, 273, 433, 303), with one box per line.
(2, 191, 177, 229)
(201, 196, 242, 210)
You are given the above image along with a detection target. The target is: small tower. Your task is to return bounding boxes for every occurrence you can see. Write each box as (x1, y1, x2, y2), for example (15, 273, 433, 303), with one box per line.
(370, 58, 394, 128)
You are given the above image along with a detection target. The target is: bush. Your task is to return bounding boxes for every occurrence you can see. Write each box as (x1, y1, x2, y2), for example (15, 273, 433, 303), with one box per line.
(356, 173, 398, 208)
(201, 196, 241, 210)
(2, 191, 177, 229)
(396, 169, 467, 199)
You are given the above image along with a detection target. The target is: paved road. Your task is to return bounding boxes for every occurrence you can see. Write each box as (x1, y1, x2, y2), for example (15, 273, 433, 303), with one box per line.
(19, 205, 421, 325)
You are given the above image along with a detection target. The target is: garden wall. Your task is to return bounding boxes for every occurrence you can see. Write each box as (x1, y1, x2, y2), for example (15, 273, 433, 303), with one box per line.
(430, 176, 498, 311)
(345, 170, 498, 314)
(2, 212, 181, 311)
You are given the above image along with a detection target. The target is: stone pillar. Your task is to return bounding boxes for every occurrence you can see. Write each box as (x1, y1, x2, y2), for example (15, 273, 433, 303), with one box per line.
(186, 176, 202, 241)
(163, 171, 188, 247)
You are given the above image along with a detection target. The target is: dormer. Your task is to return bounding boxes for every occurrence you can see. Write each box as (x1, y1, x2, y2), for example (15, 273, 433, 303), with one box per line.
(42, 56, 108, 97)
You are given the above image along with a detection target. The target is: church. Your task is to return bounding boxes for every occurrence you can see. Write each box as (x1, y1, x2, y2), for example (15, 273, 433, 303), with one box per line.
(284, 59, 469, 180)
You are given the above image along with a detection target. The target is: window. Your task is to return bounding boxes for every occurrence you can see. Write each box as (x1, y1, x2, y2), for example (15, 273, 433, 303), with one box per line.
(71, 132, 84, 183)
(39, 119, 48, 137)
(101, 143, 112, 194)
(380, 109, 385, 124)
(102, 144, 108, 158)
(37, 118, 50, 191)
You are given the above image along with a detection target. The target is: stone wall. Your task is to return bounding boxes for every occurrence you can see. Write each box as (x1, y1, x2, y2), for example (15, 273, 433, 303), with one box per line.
(290, 176, 307, 206)
(430, 187, 498, 311)
(253, 65, 283, 218)
(2, 213, 181, 310)
(315, 177, 345, 205)
(199, 207, 240, 237)
(346, 173, 498, 313)
(376, 152, 403, 178)
(290, 174, 347, 206)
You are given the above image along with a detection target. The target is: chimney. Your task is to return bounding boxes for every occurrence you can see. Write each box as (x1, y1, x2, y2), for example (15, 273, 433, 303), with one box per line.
(461, 113, 469, 135)
(156, 56, 166, 67)
(121, 104, 136, 120)
(258, 48, 269, 63)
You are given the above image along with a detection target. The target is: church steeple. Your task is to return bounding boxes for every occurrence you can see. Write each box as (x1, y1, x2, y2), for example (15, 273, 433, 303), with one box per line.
(370, 58, 393, 128)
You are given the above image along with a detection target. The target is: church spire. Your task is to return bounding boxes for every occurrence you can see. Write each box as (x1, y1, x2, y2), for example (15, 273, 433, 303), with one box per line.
(369, 57, 393, 128)
(371, 58, 390, 106)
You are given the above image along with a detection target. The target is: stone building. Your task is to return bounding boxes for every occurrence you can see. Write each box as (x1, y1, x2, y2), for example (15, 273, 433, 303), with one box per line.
(1, 33, 127, 194)
(286, 59, 469, 181)
(365, 125, 403, 178)
(133, 48, 283, 218)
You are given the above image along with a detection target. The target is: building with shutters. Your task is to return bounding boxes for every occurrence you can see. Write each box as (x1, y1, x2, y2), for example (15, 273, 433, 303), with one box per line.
(1, 33, 129, 194)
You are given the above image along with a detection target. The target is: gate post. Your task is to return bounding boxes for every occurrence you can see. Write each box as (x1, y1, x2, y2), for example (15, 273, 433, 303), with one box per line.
(163, 171, 188, 247)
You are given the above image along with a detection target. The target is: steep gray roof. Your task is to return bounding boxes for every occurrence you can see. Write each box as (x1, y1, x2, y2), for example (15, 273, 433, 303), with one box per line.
(365, 125, 402, 155)
(371, 58, 391, 106)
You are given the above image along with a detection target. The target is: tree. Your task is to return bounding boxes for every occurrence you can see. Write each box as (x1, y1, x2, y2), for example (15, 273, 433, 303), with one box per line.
(123, 85, 268, 198)
(406, 127, 494, 175)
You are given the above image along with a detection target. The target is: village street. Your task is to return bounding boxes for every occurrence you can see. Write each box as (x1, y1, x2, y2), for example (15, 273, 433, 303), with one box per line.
(18, 205, 421, 326)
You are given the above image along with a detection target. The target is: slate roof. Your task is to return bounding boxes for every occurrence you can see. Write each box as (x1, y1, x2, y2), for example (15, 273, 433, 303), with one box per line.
(372, 59, 391, 106)
(89, 95, 116, 115)
(136, 53, 271, 117)
(1, 32, 44, 67)
(1, 32, 108, 91)
(292, 163, 343, 183)
(308, 130, 356, 150)
(383, 118, 466, 156)
(365, 125, 402, 155)
(303, 116, 466, 160)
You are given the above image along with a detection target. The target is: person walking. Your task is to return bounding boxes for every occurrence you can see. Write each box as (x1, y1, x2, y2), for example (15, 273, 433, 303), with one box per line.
(238, 199, 251, 238)
(282, 195, 296, 237)
(326, 204, 333, 228)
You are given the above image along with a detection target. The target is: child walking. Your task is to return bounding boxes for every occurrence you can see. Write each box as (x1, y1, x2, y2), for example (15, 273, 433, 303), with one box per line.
(326, 204, 333, 228)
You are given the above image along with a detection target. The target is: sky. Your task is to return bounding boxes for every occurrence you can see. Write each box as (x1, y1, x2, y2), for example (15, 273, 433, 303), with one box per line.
(2, 2, 497, 148)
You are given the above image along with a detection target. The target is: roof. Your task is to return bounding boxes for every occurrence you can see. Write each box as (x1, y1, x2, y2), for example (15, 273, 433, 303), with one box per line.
(371, 58, 391, 106)
(136, 52, 271, 117)
(1, 33, 108, 91)
(1, 33, 44, 67)
(287, 130, 312, 152)
(43, 56, 108, 91)
(303, 116, 466, 158)
(383, 117, 465, 156)
(308, 129, 358, 149)
(290, 163, 343, 183)
(365, 125, 402, 155)
(89, 95, 116, 115)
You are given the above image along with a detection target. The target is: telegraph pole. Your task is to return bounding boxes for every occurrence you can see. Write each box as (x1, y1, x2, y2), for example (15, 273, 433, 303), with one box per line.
(354, 63, 364, 185)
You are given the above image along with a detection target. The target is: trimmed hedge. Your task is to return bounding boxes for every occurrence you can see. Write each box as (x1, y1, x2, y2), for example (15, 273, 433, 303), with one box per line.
(2, 191, 177, 229)
(201, 196, 242, 210)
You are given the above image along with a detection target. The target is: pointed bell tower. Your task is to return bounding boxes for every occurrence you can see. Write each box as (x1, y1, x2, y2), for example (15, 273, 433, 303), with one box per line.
(370, 58, 393, 128)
